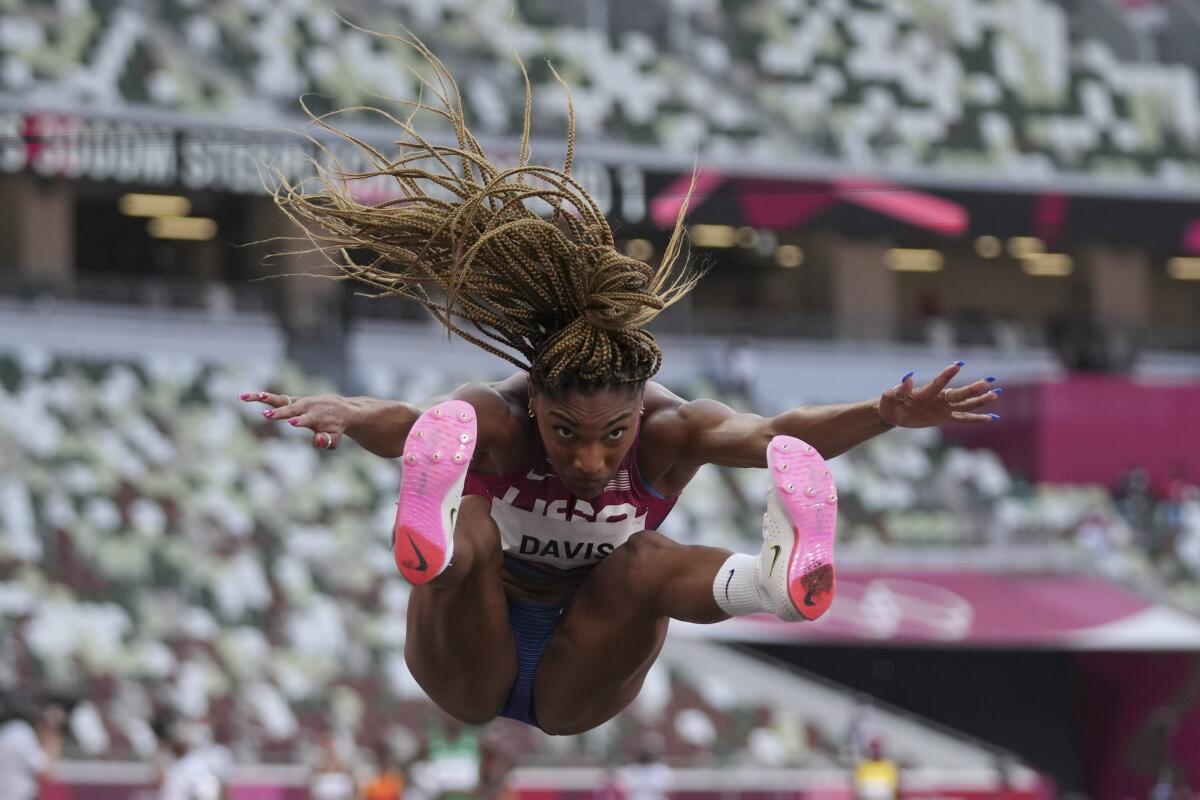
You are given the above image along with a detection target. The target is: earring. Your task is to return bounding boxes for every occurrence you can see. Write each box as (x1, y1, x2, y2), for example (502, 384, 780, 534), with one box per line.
(528, 405, 536, 419)
(640, 405, 645, 417)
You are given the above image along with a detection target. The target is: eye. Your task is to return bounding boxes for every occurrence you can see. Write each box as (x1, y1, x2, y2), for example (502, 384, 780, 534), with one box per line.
(554, 427, 575, 439)
(606, 428, 627, 440)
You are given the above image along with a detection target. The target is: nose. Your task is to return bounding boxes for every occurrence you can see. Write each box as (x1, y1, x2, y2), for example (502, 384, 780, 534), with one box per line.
(572, 446, 607, 480)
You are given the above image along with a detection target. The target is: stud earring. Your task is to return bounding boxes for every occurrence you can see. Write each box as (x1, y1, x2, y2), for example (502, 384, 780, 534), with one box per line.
(528, 405, 536, 419)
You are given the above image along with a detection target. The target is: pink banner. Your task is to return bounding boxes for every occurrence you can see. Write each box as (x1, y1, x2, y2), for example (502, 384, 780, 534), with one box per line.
(945, 377, 1200, 496)
(512, 788, 1047, 800)
(834, 178, 968, 236)
(46, 779, 1049, 800)
(43, 783, 304, 800)
(650, 170, 724, 228)
(733, 178, 968, 235)
(704, 571, 1200, 648)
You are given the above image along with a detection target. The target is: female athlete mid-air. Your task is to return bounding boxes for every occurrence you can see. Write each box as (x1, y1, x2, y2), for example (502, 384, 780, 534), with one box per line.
(243, 42, 1000, 735)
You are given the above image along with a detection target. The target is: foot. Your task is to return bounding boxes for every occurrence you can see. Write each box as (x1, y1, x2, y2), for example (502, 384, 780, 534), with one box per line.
(760, 436, 838, 621)
(393, 400, 477, 585)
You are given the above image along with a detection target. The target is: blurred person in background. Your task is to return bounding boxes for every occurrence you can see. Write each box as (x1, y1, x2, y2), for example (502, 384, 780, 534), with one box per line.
(421, 717, 481, 800)
(853, 736, 899, 800)
(153, 711, 231, 800)
(363, 739, 405, 800)
(617, 743, 673, 800)
(0, 693, 66, 800)
(595, 764, 622, 800)
(251, 39, 1000, 737)
(842, 697, 874, 761)
(309, 731, 359, 800)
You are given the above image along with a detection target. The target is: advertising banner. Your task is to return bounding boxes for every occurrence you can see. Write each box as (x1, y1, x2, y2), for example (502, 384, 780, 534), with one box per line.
(694, 570, 1200, 649)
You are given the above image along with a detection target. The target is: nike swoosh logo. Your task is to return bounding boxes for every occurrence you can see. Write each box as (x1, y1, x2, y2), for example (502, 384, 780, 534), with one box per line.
(768, 545, 782, 577)
(724, 569, 735, 602)
(406, 530, 429, 572)
(803, 585, 819, 606)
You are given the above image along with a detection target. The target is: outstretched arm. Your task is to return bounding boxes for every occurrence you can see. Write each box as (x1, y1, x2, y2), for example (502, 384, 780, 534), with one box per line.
(240, 391, 421, 458)
(240, 380, 522, 460)
(671, 361, 1001, 467)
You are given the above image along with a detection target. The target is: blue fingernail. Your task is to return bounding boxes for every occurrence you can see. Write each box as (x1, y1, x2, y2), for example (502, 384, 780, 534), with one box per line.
(902, 371, 914, 381)
(955, 360, 966, 367)
(992, 387, 1004, 394)
(985, 376, 996, 382)
(988, 413, 1000, 420)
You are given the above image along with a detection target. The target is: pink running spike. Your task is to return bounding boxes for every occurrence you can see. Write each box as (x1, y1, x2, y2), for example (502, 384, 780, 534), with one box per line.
(766, 435, 838, 621)
(394, 400, 477, 585)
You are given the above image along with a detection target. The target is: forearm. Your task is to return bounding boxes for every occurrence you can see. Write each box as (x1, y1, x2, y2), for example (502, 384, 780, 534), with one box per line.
(767, 398, 891, 460)
(342, 396, 422, 459)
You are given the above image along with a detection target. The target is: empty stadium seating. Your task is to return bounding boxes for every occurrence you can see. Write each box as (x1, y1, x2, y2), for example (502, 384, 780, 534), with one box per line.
(2, 351, 1197, 768)
(1, 0, 1197, 180)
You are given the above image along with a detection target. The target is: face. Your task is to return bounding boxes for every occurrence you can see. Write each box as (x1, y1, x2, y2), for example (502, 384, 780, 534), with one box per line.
(530, 385, 643, 499)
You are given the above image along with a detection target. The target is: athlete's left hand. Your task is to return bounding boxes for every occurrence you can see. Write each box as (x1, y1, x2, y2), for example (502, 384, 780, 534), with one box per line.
(877, 361, 1001, 428)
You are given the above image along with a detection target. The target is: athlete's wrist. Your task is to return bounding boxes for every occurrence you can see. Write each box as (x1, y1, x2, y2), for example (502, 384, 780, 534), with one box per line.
(874, 398, 896, 430)
(340, 396, 373, 436)
(343, 397, 420, 455)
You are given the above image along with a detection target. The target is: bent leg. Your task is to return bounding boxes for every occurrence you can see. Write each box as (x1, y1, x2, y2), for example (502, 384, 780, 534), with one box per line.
(405, 495, 516, 723)
(533, 531, 731, 734)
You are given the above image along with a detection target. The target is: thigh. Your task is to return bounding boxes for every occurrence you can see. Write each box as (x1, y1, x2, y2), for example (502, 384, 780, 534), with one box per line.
(405, 495, 516, 724)
(532, 531, 672, 735)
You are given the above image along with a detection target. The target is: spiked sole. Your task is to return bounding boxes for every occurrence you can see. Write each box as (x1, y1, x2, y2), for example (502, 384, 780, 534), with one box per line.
(764, 436, 838, 621)
(393, 400, 477, 585)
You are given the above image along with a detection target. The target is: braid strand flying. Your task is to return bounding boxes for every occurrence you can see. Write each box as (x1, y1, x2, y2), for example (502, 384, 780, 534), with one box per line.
(273, 31, 703, 392)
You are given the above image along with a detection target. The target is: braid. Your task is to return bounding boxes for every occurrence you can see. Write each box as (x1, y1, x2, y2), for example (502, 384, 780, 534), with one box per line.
(273, 30, 703, 393)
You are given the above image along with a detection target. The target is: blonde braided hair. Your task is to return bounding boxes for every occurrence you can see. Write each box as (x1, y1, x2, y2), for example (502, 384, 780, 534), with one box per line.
(273, 32, 702, 394)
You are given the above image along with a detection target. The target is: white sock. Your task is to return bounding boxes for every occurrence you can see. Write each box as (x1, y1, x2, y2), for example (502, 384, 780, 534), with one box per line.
(713, 553, 771, 617)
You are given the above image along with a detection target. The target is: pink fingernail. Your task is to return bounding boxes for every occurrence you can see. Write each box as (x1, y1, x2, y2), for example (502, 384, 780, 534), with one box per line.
(238, 392, 250, 401)
(263, 409, 275, 419)
(318, 434, 329, 447)
(288, 418, 300, 426)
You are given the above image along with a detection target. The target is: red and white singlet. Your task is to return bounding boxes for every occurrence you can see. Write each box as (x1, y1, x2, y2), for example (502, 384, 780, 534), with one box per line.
(464, 435, 678, 581)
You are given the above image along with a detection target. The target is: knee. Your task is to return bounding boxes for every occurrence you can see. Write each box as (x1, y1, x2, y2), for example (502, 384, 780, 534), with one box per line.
(536, 683, 645, 737)
(538, 718, 591, 737)
(403, 645, 504, 725)
(610, 530, 673, 594)
(450, 495, 503, 572)
(442, 704, 500, 726)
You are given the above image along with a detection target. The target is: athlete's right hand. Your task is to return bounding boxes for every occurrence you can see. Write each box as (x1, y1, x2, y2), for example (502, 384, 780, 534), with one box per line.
(239, 391, 351, 450)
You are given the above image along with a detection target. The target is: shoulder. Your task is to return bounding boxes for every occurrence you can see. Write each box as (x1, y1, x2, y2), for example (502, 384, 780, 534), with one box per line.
(640, 383, 730, 449)
(446, 372, 526, 423)
(638, 381, 687, 448)
(447, 372, 530, 469)
(638, 382, 728, 476)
